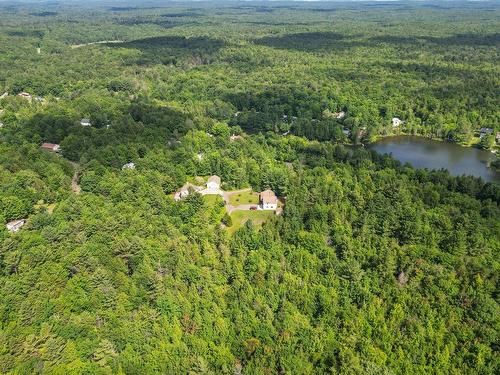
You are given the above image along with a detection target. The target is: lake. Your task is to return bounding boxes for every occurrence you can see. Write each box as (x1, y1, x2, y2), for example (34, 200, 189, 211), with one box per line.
(369, 136, 500, 183)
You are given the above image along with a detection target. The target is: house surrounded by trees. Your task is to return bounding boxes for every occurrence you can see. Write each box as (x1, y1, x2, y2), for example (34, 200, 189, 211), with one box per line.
(259, 189, 278, 210)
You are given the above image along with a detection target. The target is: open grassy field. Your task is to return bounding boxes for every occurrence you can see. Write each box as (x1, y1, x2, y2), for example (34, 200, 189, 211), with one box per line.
(227, 209, 275, 234)
(229, 191, 259, 206)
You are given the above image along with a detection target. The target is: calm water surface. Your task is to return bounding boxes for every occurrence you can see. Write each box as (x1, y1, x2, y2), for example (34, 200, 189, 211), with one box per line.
(369, 136, 500, 183)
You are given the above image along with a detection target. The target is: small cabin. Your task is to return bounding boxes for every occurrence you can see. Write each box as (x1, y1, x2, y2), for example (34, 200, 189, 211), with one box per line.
(230, 134, 242, 142)
(335, 111, 346, 119)
(41, 143, 60, 152)
(80, 118, 91, 127)
(207, 175, 221, 191)
(18, 92, 32, 101)
(259, 189, 278, 210)
(479, 128, 493, 138)
(122, 162, 136, 170)
(392, 117, 402, 127)
(6, 219, 26, 232)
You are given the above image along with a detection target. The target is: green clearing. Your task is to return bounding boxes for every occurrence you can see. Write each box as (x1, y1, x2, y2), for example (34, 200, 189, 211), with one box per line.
(227, 209, 275, 234)
(229, 191, 259, 206)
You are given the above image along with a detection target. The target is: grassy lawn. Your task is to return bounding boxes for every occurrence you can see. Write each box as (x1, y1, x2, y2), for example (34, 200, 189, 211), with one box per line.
(229, 191, 259, 206)
(227, 210, 275, 234)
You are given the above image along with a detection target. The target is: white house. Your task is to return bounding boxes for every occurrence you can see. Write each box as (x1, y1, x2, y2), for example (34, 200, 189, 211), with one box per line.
(392, 117, 402, 127)
(80, 118, 91, 127)
(206, 175, 221, 191)
(260, 189, 278, 210)
(335, 111, 346, 119)
(41, 143, 60, 152)
(18, 92, 32, 101)
(122, 162, 136, 170)
(0, 121, 4, 128)
(230, 134, 242, 142)
(0, 92, 8, 99)
(6, 219, 26, 232)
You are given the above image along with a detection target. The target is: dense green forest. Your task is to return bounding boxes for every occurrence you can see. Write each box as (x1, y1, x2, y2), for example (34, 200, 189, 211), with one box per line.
(0, 1, 499, 374)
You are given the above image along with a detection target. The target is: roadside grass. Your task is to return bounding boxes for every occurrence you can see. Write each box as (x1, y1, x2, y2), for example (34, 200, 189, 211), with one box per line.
(229, 191, 259, 206)
(227, 210, 274, 234)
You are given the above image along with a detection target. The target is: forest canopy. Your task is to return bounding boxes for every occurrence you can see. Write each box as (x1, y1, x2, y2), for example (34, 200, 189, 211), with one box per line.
(0, 1, 499, 374)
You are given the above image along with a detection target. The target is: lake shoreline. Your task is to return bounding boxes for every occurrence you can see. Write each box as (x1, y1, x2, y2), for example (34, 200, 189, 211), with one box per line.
(367, 135, 500, 182)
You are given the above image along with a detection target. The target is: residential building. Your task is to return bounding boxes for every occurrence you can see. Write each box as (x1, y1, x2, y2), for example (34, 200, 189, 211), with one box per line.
(480, 128, 493, 138)
(260, 189, 278, 210)
(122, 162, 136, 170)
(230, 134, 242, 142)
(80, 118, 91, 126)
(335, 111, 346, 119)
(392, 117, 402, 127)
(18, 92, 32, 101)
(41, 143, 60, 152)
(207, 175, 221, 191)
(6, 219, 26, 232)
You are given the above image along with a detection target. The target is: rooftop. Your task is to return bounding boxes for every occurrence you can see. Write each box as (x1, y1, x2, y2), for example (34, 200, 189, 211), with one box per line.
(208, 175, 221, 185)
(260, 189, 277, 204)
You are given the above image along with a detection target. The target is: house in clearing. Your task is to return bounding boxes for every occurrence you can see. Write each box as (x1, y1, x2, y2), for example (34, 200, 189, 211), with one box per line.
(496, 132, 500, 144)
(6, 219, 26, 232)
(207, 175, 221, 191)
(260, 189, 278, 210)
(479, 127, 493, 138)
(230, 134, 242, 142)
(41, 143, 60, 152)
(392, 117, 402, 127)
(122, 162, 136, 170)
(0, 121, 4, 128)
(18, 92, 32, 101)
(334, 111, 346, 119)
(80, 118, 91, 127)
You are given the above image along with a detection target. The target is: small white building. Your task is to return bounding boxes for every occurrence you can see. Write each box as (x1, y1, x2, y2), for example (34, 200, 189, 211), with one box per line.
(0, 121, 4, 128)
(206, 175, 221, 191)
(80, 118, 91, 127)
(335, 111, 346, 119)
(41, 143, 60, 152)
(122, 162, 136, 170)
(230, 134, 242, 142)
(260, 189, 278, 210)
(18, 92, 32, 101)
(6, 219, 26, 232)
(392, 117, 402, 127)
(0, 92, 8, 99)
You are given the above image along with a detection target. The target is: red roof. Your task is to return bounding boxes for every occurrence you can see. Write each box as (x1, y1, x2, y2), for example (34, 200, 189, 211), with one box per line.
(41, 143, 59, 150)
